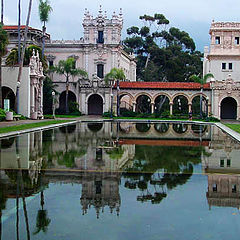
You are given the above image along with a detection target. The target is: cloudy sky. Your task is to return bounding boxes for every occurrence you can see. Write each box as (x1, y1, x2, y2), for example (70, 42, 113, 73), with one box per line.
(3, 0, 240, 51)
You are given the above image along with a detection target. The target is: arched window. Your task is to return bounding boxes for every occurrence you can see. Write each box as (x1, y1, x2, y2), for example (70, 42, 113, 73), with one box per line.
(97, 64, 104, 78)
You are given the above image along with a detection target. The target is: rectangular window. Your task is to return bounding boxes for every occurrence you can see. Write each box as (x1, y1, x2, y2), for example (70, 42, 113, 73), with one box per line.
(96, 148, 103, 161)
(222, 63, 226, 70)
(213, 183, 217, 192)
(220, 159, 224, 167)
(229, 63, 233, 70)
(98, 31, 104, 44)
(235, 37, 239, 45)
(215, 36, 220, 44)
(232, 184, 237, 193)
(49, 60, 53, 67)
(95, 181, 102, 194)
(227, 159, 231, 167)
(97, 64, 104, 78)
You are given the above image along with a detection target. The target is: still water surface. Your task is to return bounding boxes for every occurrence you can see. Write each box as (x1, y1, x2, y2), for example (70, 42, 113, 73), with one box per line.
(0, 122, 240, 240)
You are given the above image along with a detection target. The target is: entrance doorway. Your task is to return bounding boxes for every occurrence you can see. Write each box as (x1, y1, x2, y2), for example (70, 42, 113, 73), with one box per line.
(221, 97, 237, 119)
(88, 94, 103, 115)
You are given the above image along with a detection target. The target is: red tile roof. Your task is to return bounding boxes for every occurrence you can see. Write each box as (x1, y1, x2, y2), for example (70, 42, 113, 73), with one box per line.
(119, 139, 210, 147)
(114, 82, 211, 90)
(3, 25, 34, 30)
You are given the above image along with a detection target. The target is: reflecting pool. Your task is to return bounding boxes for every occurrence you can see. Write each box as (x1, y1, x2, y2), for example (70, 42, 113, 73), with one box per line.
(1, 122, 240, 240)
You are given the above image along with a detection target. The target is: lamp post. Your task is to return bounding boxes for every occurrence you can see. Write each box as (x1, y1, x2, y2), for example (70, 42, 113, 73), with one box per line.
(52, 91, 55, 119)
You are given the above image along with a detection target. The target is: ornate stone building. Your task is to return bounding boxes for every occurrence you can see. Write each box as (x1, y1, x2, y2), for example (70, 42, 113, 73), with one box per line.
(204, 21, 240, 119)
(45, 7, 136, 115)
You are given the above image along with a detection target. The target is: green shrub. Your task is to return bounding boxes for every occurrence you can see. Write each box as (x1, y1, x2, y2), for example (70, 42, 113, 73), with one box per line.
(208, 116, 220, 122)
(69, 101, 80, 114)
(120, 110, 137, 117)
(161, 110, 170, 118)
(103, 111, 115, 117)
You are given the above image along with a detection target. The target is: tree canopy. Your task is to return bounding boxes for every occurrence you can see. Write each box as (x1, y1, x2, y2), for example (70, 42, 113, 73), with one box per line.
(123, 13, 202, 82)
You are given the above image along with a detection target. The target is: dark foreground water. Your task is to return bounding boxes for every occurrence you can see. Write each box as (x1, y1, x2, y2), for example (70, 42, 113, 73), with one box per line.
(0, 122, 240, 240)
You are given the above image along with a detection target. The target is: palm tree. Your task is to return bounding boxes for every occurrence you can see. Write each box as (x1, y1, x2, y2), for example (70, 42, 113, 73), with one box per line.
(189, 73, 214, 119)
(16, 0, 33, 113)
(38, 0, 52, 58)
(0, 24, 8, 109)
(105, 68, 126, 116)
(53, 57, 87, 114)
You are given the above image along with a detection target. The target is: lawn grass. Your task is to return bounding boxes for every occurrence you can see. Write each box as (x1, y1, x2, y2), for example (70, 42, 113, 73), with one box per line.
(44, 115, 81, 119)
(0, 120, 71, 134)
(225, 124, 240, 134)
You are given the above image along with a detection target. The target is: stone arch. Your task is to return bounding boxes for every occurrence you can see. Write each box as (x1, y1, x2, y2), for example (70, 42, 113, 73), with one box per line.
(87, 94, 104, 115)
(87, 123, 103, 132)
(191, 95, 208, 117)
(135, 94, 152, 114)
(220, 97, 238, 119)
(172, 93, 190, 103)
(154, 123, 170, 134)
(172, 94, 189, 115)
(190, 93, 208, 103)
(59, 90, 77, 113)
(119, 92, 134, 111)
(135, 123, 151, 133)
(134, 92, 153, 103)
(153, 92, 172, 102)
(2, 86, 16, 111)
(154, 94, 171, 116)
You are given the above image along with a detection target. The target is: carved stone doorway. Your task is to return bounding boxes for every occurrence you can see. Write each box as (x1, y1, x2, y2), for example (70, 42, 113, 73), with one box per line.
(88, 94, 103, 115)
(221, 97, 237, 119)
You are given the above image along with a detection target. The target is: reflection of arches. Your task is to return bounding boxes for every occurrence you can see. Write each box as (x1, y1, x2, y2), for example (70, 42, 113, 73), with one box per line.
(191, 124, 207, 137)
(120, 93, 134, 111)
(59, 90, 77, 113)
(221, 97, 237, 119)
(154, 123, 169, 133)
(136, 95, 151, 114)
(172, 124, 188, 134)
(173, 95, 188, 115)
(1, 137, 15, 149)
(119, 122, 133, 133)
(136, 123, 151, 132)
(2, 86, 16, 111)
(154, 95, 170, 115)
(59, 124, 77, 134)
(88, 94, 103, 115)
(192, 95, 207, 116)
(87, 123, 103, 132)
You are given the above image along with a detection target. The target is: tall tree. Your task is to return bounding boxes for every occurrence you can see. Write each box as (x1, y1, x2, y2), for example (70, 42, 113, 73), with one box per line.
(0, 24, 8, 109)
(16, 0, 33, 113)
(53, 57, 87, 114)
(123, 13, 202, 82)
(38, 0, 52, 58)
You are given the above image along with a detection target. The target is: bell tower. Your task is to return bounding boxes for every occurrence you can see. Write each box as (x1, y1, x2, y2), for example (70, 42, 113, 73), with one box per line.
(82, 6, 123, 45)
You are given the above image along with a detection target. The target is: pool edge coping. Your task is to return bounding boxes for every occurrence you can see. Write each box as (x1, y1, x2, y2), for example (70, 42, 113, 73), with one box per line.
(0, 119, 240, 143)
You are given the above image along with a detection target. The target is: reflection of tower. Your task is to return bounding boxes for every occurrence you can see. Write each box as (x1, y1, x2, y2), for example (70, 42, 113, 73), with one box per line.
(80, 172, 121, 218)
(206, 174, 240, 209)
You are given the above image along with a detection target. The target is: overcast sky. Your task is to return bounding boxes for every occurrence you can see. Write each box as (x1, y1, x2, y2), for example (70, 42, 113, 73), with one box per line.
(3, 0, 240, 51)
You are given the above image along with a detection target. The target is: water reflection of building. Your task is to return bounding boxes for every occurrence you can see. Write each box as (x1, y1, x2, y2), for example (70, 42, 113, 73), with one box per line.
(202, 125, 240, 173)
(202, 126, 240, 209)
(80, 172, 121, 218)
(207, 174, 240, 209)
